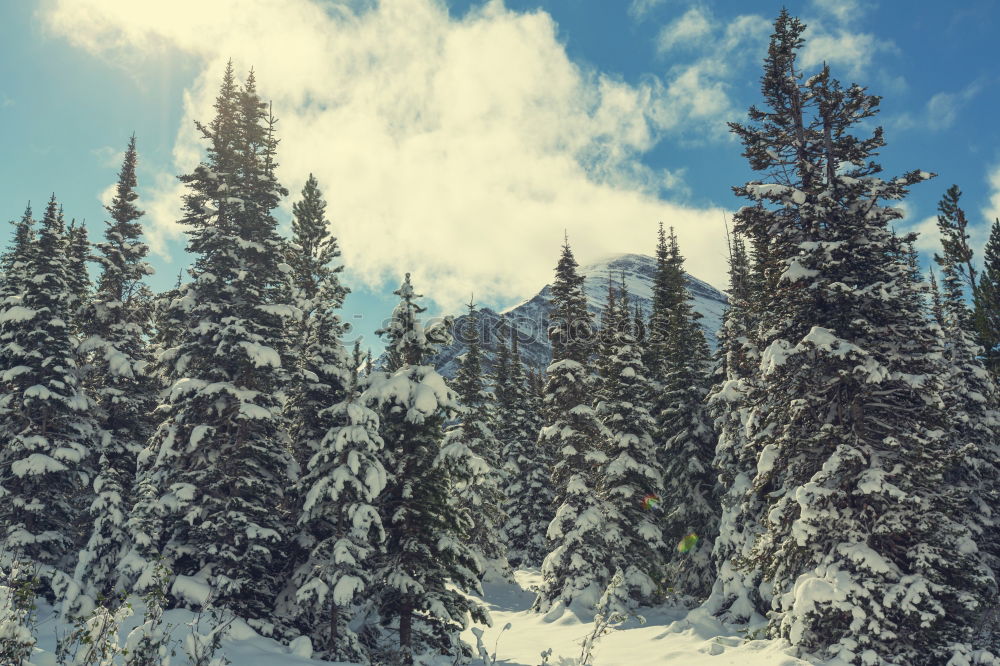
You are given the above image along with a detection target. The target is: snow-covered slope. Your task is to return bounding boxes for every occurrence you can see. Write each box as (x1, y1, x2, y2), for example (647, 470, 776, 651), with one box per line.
(423, 253, 728, 378)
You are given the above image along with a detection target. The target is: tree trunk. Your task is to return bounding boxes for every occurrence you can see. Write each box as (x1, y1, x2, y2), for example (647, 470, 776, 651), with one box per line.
(399, 602, 413, 665)
(328, 603, 339, 654)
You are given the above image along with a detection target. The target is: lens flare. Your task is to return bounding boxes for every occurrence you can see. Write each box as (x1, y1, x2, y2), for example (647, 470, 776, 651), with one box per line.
(677, 533, 699, 554)
(641, 493, 661, 510)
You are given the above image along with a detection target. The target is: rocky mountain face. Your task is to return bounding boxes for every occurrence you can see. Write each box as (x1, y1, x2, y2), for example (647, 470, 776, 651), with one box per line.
(387, 253, 728, 378)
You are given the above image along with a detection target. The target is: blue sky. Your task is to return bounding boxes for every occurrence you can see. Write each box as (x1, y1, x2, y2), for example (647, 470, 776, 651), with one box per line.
(2, 0, 999, 353)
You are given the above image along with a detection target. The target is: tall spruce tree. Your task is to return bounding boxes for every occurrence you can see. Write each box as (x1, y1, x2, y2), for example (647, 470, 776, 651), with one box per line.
(656, 229, 719, 600)
(727, 11, 992, 663)
(935, 185, 978, 294)
(134, 64, 295, 621)
(933, 200, 1000, 636)
(975, 219, 1000, 375)
(0, 195, 98, 584)
(285, 173, 350, 472)
(64, 219, 92, 332)
(293, 367, 386, 663)
(70, 136, 157, 615)
(595, 276, 664, 605)
(0, 205, 35, 303)
(0, 206, 36, 377)
(705, 229, 769, 624)
(534, 238, 611, 613)
(367, 274, 488, 664)
(439, 301, 509, 580)
(497, 322, 553, 568)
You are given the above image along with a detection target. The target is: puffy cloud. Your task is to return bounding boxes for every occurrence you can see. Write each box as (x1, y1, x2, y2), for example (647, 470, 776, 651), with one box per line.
(628, 0, 670, 21)
(656, 7, 713, 53)
(652, 12, 771, 141)
(43, 0, 731, 309)
(799, 28, 895, 77)
(984, 164, 1000, 225)
(809, 0, 866, 25)
(893, 82, 982, 132)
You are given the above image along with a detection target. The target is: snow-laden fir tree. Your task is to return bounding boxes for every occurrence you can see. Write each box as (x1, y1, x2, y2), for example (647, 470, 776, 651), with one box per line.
(0, 205, 34, 305)
(64, 219, 92, 332)
(929, 268, 946, 329)
(145, 272, 190, 390)
(285, 173, 350, 472)
(0, 559, 38, 666)
(594, 275, 664, 605)
(642, 222, 673, 380)
(439, 301, 509, 581)
(0, 195, 98, 584)
(935, 185, 978, 294)
(932, 193, 1000, 635)
(69, 136, 158, 616)
(367, 274, 488, 664)
(704, 229, 769, 624)
(533, 238, 612, 613)
(0, 206, 35, 377)
(441, 302, 511, 579)
(731, 11, 993, 663)
(497, 322, 553, 568)
(293, 369, 386, 663)
(134, 64, 295, 621)
(975, 219, 1000, 375)
(655, 228, 719, 600)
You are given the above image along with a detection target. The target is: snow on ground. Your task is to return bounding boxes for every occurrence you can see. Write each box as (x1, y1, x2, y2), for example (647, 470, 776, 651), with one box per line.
(25, 569, 812, 665)
(463, 570, 811, 666)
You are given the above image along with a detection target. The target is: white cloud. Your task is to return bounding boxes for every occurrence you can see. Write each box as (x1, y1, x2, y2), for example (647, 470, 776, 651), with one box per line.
(893, 82, 982, 132)
(43, 0, 731, 308)
(984, 164, 1000, 225)
(910, 215, 943, 254)
(98, 182, 117, 209)
(810, 0, 866, 25)
(628, 0, 670, 21)
(92, 145, 126, 168)
(652, 13, 771, 140)
(656, 7, 712, 53)
(799, 27, 895, 77)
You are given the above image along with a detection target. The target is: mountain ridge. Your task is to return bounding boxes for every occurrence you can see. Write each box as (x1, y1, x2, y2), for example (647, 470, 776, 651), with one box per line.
(382, 253, 729, 378)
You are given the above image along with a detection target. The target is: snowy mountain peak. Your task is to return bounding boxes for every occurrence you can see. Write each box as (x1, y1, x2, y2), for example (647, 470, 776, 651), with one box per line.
(418, 253, 728, 378)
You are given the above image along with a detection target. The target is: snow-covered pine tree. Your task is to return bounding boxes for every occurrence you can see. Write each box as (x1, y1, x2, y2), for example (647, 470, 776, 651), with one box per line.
(439, 301, 509, 581)
(534, 238, 611, 613)
(136, 64, 294, 621)
(0, 205, 35, 304)
(498, 322, 553, 568)
(731, 11, 993, 662)
(975, 219, 1000, 375)
(293, 368, 386, 662)
(146, 272, 190, 389)
(285, 173, 350, 472)
(642, 222, 673, 381)
(705, 229, 769, 625)
(0, 195, 98, 584)
(0, 206, 36, 377)
(929, 268, 946, 329)
(367, 274, 488, 664)
(70, 135, 158, 616)
(64, 218, 92, 333)
(0, 559, 39, 666)
(595, 275, 664, 604)
(932, 195, 1000, 633)
(656, 229, 719, 600)
(935, 185, 978, 294)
